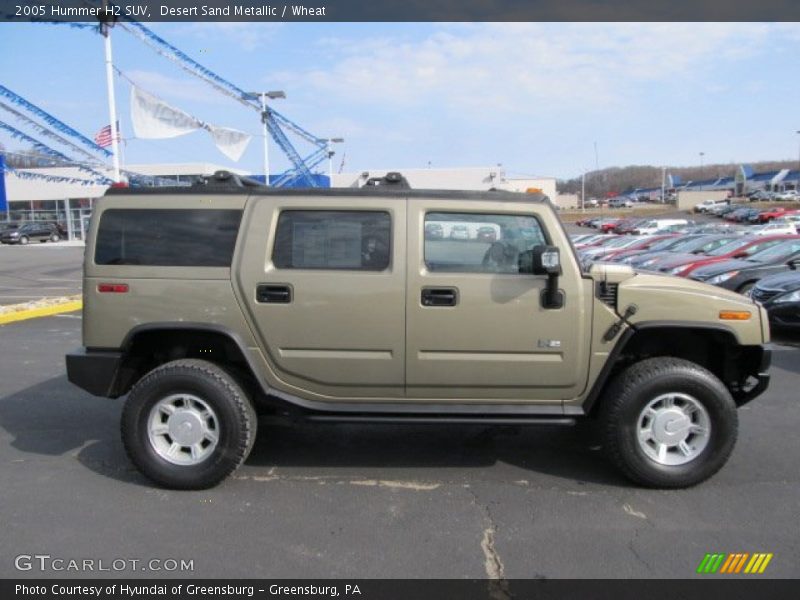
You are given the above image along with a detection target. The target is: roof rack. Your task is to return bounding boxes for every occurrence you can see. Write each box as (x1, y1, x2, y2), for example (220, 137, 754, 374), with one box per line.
(193, 170, 265, 188)
(363, 171, 411, 189)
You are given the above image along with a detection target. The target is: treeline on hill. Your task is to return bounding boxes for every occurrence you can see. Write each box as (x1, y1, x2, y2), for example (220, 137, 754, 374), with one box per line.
(557, 160, 799, 198)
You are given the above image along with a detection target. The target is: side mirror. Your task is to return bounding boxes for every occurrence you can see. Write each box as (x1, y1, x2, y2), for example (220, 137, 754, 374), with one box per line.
(520, 246, 564, 309)
(788, 259, 800, 271)
(519, 245, 562, 276)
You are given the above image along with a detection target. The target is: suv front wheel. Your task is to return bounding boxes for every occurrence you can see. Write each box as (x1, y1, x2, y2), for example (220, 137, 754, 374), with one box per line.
(121, 359, 257, 489)
(600, 357, 738, 488)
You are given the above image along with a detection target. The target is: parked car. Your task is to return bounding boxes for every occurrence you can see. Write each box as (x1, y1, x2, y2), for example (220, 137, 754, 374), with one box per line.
(599, 218, 624, 233)
(755, 207, 797, 223)
(579, 235, 647, 266)
(632, 218, 689, 235)
(751, 219, 798, 236)
(612, 218, 647, 234)
(629, 235, 731, 269)
(713, 205, 739, 217)
(635, 235, 740, 272)
(67, 175, 771, 489)
(476, 226, 497, 243)
(689, 238, 800, 293)
(0, 222, 62, 244)
(664, 235, 796, 278)
(609, 197, 633, 208)
(449, 224, 470, 240)
(774, 190, 799, 202)
(424, 222, 444, 240)
(604, 234, 679, 263)
(694, 199, 730, 213)
(750, 270, 800, 331)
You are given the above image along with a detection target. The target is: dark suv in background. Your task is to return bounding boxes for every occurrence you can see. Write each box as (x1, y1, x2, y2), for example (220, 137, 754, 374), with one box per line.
(0, 222, 63, 244)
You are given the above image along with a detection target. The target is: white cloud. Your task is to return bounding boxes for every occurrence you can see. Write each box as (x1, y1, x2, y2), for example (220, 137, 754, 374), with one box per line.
(284, 23, 787, 118)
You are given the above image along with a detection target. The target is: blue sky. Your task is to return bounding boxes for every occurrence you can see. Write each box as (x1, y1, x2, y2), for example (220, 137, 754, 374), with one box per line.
(1, 22, 799, 180)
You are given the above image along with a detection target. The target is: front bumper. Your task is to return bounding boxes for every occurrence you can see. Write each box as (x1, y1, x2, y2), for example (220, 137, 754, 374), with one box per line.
(66, 348, 122, 397)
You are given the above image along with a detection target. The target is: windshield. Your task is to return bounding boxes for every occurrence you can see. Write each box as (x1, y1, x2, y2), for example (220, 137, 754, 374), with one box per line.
(747, 240, 800, 263)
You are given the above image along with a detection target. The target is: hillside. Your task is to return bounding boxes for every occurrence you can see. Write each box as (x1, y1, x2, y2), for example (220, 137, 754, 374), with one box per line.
(557, 160, 799, 197)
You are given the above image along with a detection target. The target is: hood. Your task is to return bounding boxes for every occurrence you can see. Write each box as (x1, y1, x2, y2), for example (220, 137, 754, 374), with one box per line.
(617, 271, 766, 346)
(754, 269, 800, 292)
(690, 258, 756, 280)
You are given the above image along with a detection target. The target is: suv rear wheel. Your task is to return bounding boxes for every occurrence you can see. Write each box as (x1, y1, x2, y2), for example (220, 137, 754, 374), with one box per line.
(121, 359, 257, 489)
(600, 357, 737, 488)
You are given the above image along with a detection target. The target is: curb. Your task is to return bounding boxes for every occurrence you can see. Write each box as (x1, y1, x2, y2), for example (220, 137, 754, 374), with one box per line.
(0, 296, 83, 326)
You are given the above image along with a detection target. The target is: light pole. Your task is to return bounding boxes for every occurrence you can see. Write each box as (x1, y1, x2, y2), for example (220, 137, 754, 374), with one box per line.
(699, 152, 705, 190)
(326, 137, 344, 184)
(247, 90, 285, 186)
(581, 169, 586, 211)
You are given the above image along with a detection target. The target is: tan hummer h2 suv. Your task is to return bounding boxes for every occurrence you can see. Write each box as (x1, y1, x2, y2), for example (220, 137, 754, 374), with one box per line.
(66, 172, 771, 489)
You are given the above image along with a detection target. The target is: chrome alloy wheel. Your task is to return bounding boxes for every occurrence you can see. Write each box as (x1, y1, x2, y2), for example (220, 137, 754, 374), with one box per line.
(636, 393, 711, 466)
(147, 394, 219, 466)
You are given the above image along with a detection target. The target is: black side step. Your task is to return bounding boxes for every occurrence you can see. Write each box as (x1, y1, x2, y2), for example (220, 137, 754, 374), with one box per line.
(296, 415, 577, 426)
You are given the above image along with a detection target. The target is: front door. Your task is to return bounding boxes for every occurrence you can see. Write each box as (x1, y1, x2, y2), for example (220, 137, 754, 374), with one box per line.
(405, 200, 591, 402)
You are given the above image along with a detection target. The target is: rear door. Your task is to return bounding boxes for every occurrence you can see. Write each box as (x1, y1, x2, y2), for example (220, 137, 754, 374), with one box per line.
(235, 196, 406, 401)
(405, 199, 592, 403)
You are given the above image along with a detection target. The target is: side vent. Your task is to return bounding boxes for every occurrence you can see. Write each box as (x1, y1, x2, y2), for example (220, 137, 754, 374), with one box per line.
(596, 282, 618, 308)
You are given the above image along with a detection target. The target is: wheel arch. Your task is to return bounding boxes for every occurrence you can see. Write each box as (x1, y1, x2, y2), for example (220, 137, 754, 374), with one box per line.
(112, 323, 268, 400)
(583, 322, 769, 415)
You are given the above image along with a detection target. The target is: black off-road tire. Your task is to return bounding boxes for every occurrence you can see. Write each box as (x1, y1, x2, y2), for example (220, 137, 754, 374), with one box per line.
(121, 359, 257, 489)
(599, 357, 738, 488)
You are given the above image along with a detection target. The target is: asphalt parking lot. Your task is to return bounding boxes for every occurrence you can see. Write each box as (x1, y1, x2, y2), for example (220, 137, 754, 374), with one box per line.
(0, 313, 799, 579)
(0, 244, 83, 305)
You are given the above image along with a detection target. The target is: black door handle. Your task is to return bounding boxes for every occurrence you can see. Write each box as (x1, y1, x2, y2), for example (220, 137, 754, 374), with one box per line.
(421, 287, 458, 307)
(256, 284, 292, 304)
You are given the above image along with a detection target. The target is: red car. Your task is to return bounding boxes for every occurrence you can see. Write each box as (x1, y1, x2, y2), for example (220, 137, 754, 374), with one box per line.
(596, 234, 676, 261)
(669, 234, 800, 277)
(599, 218, 623, 233)
(757, 207, 798, 223)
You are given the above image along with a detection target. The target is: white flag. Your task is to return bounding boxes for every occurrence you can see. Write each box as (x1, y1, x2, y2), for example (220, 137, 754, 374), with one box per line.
(130, 86, 252, 162)
(131, 86, 200, 139)
(208, 125, 252, 162)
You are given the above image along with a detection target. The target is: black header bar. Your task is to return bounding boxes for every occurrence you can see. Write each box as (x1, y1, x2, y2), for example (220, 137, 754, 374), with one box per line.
(3, 0, 800, 22)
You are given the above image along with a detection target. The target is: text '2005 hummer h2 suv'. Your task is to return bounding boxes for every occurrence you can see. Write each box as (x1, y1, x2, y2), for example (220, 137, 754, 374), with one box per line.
(66, 172, 771, 489)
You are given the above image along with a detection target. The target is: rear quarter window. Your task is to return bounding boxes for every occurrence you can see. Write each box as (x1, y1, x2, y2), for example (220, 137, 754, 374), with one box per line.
(94, 209, 242, 267)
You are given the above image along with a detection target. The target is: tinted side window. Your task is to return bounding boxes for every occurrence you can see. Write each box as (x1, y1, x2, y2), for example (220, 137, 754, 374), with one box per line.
(95, 209, 242, 266)
(273, 211, 391, 271)
(424, 212, 546, 274)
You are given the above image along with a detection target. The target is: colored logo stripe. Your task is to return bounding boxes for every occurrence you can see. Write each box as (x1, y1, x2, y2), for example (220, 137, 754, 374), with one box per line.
(697, 553, 772, 574)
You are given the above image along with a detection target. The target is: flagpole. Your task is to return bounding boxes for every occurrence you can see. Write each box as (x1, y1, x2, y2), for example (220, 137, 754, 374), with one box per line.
(101, 10, 122, 183)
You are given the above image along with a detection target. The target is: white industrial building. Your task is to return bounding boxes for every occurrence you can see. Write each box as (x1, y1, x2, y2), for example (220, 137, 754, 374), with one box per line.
(333, 166, 557, 201)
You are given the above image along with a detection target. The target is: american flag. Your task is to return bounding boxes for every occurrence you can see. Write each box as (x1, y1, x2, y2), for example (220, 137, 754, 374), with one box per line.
(94, 121, 120, 148)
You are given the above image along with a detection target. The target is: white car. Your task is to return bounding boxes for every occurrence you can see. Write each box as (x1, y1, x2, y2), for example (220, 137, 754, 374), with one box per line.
(694, 199, 729, 213)
(751, 219, 798, 236)
(633, 218, 689, 235)
(775, 190, 799, 201)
